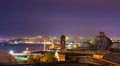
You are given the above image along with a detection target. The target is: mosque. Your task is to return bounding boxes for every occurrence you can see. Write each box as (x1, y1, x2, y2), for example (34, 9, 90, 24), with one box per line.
(64, 31, 120, 53)
(89, 32, 112, 50)
(65, 32, 114, 51)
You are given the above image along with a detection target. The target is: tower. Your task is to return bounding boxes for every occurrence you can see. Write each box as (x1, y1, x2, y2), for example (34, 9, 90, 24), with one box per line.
(60, 35, 66, 50)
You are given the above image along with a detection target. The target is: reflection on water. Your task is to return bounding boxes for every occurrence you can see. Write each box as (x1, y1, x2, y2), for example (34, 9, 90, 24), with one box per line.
(0, 43, 50, 53)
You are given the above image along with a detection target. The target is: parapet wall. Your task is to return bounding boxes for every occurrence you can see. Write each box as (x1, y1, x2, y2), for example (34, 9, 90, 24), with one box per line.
(74, 56, 120, 66)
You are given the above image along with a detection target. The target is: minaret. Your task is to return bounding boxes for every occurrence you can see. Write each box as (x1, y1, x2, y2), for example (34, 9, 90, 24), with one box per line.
(44, 37, 46, 51)
(60, 35, 66, 50)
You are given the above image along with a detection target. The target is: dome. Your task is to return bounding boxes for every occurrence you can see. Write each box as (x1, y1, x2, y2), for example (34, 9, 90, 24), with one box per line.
(0, 50, 17, 65)
(89, 32, 112, 50)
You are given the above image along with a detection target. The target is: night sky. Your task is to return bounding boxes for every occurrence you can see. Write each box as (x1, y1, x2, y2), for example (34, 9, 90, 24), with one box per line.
(0, 0, 120, 38)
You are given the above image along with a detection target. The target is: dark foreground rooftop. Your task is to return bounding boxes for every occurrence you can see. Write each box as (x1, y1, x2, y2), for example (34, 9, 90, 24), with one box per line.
(0, 62, 99, 66)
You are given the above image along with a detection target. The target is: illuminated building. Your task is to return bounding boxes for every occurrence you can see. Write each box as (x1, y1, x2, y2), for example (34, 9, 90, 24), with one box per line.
(49, 39, 58, 49)
(93, 54, 103, 59)
(55, 51, 65, 62)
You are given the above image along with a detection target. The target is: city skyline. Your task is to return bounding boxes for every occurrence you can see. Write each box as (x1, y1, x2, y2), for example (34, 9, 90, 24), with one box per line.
(0, 0, 120, 38)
